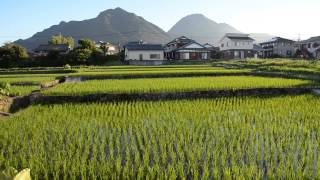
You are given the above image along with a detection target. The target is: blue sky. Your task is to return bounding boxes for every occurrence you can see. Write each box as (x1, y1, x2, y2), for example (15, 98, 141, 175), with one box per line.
(1, 0, 319, 45)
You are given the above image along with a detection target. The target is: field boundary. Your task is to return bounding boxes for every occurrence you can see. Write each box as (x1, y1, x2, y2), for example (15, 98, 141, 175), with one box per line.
(33, 87, 313, 105)
(64, 72, 252, 81)
(64, 71, 320, 81)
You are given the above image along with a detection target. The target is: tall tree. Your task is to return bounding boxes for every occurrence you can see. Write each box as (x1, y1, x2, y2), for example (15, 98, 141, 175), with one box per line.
(78, 39, 96, 50)
(49, 35, 75, 49)
(99, 41, 109, 56)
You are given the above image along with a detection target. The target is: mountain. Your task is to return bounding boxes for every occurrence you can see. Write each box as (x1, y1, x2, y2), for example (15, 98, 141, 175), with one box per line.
(15, 8, 171, 51)
(249, 33, 274, 43)
(168, 14, 241, 45)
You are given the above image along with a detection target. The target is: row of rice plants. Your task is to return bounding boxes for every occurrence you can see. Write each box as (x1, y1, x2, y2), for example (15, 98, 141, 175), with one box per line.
(43, 76, 314, 96)
(70, 67, 251, 78)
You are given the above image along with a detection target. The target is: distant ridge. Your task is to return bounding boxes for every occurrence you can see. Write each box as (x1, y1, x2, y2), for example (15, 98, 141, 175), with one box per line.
(15, 8, 171, 51)
(14, 8, 277, 51)
(168, 14, 241, 45)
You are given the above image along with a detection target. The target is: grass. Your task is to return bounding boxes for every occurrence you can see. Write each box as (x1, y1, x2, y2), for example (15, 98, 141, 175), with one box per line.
(43, 76, 314, 96)
(9, 85, 40, 96)
(213, 59, 320, 80)
(1, 95, 320, 178)
(0, 76, 57, 85)
(69, 66, 251, 78)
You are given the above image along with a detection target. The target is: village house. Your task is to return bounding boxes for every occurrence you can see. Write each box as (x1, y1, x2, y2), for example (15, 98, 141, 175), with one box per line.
(259, 37, 295, 58)
(203, 43, 220, 59)
(295, 36, 320, 59)
(219, 33, 255, 59)
(164, 36, 210, 60)
(33, 44, 71, 56)
(253, 44, 265, 58)
(124, 41, 164, 61)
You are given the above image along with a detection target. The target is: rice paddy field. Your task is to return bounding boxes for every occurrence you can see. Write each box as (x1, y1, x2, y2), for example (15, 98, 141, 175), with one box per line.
(1, 95, 320, 179)
(1, 59, 320, 179)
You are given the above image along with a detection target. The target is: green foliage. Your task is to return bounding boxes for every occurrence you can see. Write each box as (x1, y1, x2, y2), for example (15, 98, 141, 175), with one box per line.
(70, 48, 92, 63)
(1, 95, 320, 179)
(0, 167, 31, 180)
(0, 167, 18, 180)
(78, 39, 96, 50)
(0, 43, 29, 60)
(49, 35, 74, 49)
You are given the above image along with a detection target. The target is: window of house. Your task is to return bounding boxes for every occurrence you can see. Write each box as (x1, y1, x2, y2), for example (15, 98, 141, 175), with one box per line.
(181, 53, 190, 60)
(201, 53, 208, 60)
(221, 44, 224, 47)
(287, 50, 291, 55)
(150, 54, 160, 59)
(227, 42, 229, 47)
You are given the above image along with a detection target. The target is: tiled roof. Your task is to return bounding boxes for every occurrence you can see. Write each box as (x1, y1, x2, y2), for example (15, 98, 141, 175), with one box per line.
(203, 43, 219, 51)
(253, 44, 264, 51)
(125, 44, 163, 51)
(167, 36, 194, 45)
(225, 33, 254, 41)
(300, 36, 320, 43)
(34, 44, 70, 52)
(260, 37, 295, 44)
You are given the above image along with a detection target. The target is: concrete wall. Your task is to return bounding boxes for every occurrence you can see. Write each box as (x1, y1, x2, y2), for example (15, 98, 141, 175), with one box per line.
(128, 60, 168, 65)
(125, 49, 164, 61)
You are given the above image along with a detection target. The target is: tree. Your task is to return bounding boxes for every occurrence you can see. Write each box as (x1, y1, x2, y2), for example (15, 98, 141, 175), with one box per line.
(99, 42, 109, 56)
(71, 49, 92, 63)
(49, 35, 75, 49)
(0, 43, 28, 60)
(78, 39, 96, 50)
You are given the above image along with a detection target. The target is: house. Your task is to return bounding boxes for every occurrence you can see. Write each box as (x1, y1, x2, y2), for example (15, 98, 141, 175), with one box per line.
(260, 37, 295, 58)
(203, 43, 220, 59)
(295, 36, 320, 59)
(253, 44, 265, 58)
(97, 41, 119, 55)
(124, 42, 164, 61)
(219, 33, 255, 59)
(33, 44, 71, 56)
(164, 36, 211, 60)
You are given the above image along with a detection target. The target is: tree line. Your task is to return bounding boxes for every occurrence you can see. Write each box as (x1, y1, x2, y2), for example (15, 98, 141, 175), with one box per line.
(0, 36, 120, 68)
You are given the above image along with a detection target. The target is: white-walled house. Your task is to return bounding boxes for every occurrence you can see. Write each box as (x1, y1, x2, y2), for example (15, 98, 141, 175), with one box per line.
(219, 33, 255, 59)
(124, 43, 164, 61)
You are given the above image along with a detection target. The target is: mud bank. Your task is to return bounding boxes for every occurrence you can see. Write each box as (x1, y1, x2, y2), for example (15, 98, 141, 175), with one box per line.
(34, 87, 313, 105)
